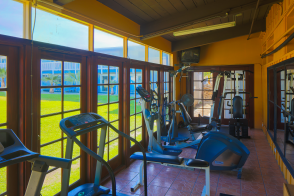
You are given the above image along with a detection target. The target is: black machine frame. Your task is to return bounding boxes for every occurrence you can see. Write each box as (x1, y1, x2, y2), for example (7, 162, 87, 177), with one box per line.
(267, 57, 294, 180)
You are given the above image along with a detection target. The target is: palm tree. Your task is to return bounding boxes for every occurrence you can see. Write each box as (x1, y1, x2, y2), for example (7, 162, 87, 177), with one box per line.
(0, 68, 6, 88)
(65, 72, 80, 86)
(41, 74, 61, 93)
(109, 79, 117, 95)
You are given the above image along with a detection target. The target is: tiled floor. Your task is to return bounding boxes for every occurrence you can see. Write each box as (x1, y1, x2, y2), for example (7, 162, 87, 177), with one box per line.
(103, 129, 285, 196)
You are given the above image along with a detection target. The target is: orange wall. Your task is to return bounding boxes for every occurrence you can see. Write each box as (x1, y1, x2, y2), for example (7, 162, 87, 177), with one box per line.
(260, 0, 294, 128)
(173, 32, 263, 129)
(64, 0, 172, 52)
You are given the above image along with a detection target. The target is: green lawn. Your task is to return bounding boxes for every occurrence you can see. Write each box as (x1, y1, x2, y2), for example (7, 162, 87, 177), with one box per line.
(0, 92, 142, 195)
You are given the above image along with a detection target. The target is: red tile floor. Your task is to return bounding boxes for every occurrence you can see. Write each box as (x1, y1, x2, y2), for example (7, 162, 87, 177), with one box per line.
(103, 129, 286, 196)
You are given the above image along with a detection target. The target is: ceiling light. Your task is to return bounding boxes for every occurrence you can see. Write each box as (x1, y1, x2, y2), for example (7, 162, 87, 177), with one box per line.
(173, 21, 236, 36)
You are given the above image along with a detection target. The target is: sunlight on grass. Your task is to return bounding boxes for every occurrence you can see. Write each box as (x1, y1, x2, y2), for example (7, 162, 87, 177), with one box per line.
(41, 168, 61, 196)
(0, 91, 7, 124)
(0, 167, 6, 194)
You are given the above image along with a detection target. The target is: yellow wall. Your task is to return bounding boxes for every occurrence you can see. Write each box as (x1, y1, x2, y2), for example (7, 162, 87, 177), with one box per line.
(64, 0, 172, 52)
(173, 33, 264, 129)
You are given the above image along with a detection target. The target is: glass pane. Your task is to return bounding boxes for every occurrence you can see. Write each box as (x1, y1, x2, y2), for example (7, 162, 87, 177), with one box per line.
(130, 115, 135, 131)
(94, 29, 123, 57)
(98, 86, 108, 105)
(130, 100, 135, 115)
(194, 81, 202, 90)
(109, 140, 118, 160)
(203, 100, 213, 108)
(194, 91, 202, 99)
(64, 62, 80, 85)
(110, 67, 119, 83)
(41, 60, 62, 86)
(127, 40, 145, 61)
(41, 168, 61, 196)
(224, 109, 232, 118)
(33, 8, 89, 50)
(70, 159, 80, 185)
(109, 85, 119, 102)
(136, 113, 142, 128)
(203, 80, 213, 90)
(281, 80, 285, 91)
(64, 87, 80, 111)
(0, 91, 6, 124)
(203, 91, 213, 100)
(148, 48, 160, 64)
(0, 0, 23, 38)
(224, 100, 232, 109)
(110, 121, 119, 141)
(130, 131, 135, 146)
(0, 167, 6, 194)
(64, 111, 80, 119)
(41, 115, 62, 145)
(109, 103, 119, 122)
(136, 84, 142, 98)
(0, 56, 7, 88)
(41, 89, 61, 115)
(150, 70, 154, 82)
(41, 141, 62, 158)
(130, 84, 135, 99)
(203, 109, 211, 117)
(225, 80, 233, 89)
(162, 52, 170, 66)
(194, 72, 202, 80)
(130, 69, 135, 83)
(98, 65, 108, 84)
(136, 99, 142, 113)
(194, 108, 202, 117)
(154, 71, 158, 83)
(97, 105, 108, 120)
(136, 128, 142, 142)
(136, 69, 142, 83)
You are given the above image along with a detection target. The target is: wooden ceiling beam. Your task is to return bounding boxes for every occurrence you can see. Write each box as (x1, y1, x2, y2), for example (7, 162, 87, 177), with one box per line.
(171, 19, 265, 52)
(140, 0, 278, 40)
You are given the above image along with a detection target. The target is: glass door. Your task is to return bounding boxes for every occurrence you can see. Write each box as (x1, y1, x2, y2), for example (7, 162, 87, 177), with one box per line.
(37, 54, 85, 195)
(0, 45, 19, 196)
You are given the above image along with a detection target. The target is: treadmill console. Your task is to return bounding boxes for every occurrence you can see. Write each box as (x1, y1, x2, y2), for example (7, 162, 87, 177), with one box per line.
(136, 86, 151, 102)
(67, 113, 97, 127)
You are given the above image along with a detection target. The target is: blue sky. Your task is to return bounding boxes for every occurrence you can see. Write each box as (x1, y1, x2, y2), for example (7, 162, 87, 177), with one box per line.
(0, 0, 23, 38)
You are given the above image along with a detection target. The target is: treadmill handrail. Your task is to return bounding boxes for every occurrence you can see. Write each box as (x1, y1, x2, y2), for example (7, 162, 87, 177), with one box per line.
(28, 155, 72, 169)
(60, 113, 148, 196)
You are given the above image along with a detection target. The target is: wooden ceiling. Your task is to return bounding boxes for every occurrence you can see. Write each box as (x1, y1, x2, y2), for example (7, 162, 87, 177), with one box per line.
(94, 0, 277, 51)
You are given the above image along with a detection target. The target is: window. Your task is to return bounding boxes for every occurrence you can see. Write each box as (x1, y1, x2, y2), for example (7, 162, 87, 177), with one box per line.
(162, 52, 170, 66)
(0, 0, 23, 38)
(128, 41, 145, 61)
(130, 69, 143, 146)
(281, 70, 286, 123)
(32, 8, 89, 50)
(150, 70, 158, 132)
(193, 72, 213, 117)
(97, 65, 120, 161)
(164, 71, 170, 121)
(148, 47, 160, 64)
(94, 29, 124, 57)
(0, 55, 7, 195)
(40, 59, 81, 195)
